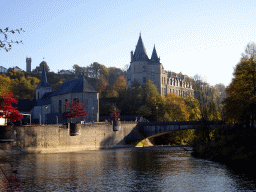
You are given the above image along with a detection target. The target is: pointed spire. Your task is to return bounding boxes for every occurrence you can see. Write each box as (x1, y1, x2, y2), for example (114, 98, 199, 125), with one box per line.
(36, 61, 51, 89)
(41, 64, 47, 83)
(151, 44, 160, 63)
(132, 33, 149, 62)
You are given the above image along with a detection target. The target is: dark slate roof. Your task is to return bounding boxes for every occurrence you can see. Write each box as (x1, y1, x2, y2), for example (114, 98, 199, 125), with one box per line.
(51, 76, 96, 96)
(132, 34, 149, 62)
(13, 99, 36, 112)
(36, 64, 51, 89)
(36, 92, 52, 106)
(151, 44, 160, 63)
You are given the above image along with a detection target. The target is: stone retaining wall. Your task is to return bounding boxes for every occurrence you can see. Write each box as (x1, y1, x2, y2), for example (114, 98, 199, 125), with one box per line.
(0, 122, 140, 153)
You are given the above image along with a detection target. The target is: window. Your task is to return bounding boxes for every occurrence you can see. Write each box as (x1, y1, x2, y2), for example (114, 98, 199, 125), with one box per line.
(65, 99, 68, 112)
(143, 65, 146, 72)
(143, 77, 146, 83)
(59, 100, 62, 113)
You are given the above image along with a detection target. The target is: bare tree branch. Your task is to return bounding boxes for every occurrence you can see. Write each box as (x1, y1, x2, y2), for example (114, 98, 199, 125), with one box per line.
(0, 28, 25, 52)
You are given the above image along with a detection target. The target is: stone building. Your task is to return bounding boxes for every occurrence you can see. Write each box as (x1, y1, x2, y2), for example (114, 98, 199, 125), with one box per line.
(28, 64, 99, 124)
(127, 34, 194, 97)
(26, 57, 31, 73)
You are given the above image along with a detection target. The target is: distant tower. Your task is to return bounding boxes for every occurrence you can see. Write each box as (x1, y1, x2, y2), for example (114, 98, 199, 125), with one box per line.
(26, 57, 32, 72)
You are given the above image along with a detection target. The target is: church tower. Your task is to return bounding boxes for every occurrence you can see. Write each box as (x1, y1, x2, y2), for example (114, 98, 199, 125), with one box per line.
(36, 62, 51, 100)
(26, 57, 31, 72)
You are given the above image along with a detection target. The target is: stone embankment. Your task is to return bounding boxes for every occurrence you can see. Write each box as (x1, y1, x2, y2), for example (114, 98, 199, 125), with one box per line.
(0, 122, 145, 154)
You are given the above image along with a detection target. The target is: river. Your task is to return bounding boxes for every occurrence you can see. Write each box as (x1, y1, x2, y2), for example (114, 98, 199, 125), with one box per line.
(0, 147, 255, 192)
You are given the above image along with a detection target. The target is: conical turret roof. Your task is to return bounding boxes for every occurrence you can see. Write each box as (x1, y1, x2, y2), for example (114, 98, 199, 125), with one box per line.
(132, 34, 149, 62)
(36, 63, 51, 89)
(151, 44, 160, 63)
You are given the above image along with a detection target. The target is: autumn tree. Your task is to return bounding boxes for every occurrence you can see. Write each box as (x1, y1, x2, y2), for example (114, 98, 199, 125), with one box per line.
(112, 76, 127, 93)
(138, 80, 165, 121)
(225, 42, 256, 127)
(165, 93, 189, 121)
(0, 27, 24, 52)
(7, 71, 40, 100)
(0, 75, 11, 97)
(96, 74, 109, 95)
(0, 92, 23, 122)
(62, 100, 88, 123)
(87, 62, 109, 79)
(184, 96, 201, 121)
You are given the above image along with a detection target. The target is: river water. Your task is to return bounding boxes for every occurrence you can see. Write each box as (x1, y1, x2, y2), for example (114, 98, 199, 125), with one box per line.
(0, 147, 255, 192)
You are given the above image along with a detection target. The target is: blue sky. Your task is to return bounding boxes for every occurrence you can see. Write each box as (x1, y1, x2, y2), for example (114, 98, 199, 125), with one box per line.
(1, 0, 256, 86)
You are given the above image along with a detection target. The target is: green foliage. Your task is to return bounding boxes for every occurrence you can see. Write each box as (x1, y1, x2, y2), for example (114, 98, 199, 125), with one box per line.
(224, 42, 256, 127)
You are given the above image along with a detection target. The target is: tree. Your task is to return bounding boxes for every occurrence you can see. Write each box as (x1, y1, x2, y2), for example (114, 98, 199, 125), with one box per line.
(32, 61, 50, 73)
(110, 106, 121, 120)
(139, 80, 165, 121)
(0, 75, 11, 97)
(62, 100, 88, 123)
(0, 27, 25, 52)
(184, 96, 201, 121)
(108, 67, 125, 89)
(192, 74, 221, 121)
(0, 92, 23, 122)
(6, 71, 40, 100)
(225, 43, 256, 127)
(112, 76, 127, 93)
(73, 64, 84, 76)
(165, 93, 190, 121)
(96, 74, 109, 95)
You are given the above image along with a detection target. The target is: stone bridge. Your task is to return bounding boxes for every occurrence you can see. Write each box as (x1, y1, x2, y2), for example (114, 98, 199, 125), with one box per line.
(125, 121, 225, 143)
(0, 121, 225, 153)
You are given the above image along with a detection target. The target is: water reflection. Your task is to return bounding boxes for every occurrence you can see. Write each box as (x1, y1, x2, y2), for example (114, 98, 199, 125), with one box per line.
(0, 147, 255, 191)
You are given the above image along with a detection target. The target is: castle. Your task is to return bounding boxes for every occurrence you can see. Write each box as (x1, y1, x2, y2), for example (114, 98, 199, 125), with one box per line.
(127, 34, 194, 97)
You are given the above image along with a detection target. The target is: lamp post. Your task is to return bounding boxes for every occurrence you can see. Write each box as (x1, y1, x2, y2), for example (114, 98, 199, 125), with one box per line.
(45, 106, 48, 124)
(156, 106, 158, 122)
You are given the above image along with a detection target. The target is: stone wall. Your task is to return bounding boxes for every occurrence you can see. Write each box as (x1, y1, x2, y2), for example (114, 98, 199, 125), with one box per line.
(0, 122, 141, 154)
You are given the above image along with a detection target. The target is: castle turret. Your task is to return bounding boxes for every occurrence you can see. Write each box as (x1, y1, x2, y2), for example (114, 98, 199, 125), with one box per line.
(132, 33, 149, 62)
(151, 44, 160, 63)
(130, 51, 133, 62)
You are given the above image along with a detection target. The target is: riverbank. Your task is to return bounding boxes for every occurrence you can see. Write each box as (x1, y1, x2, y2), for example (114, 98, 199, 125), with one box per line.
(191, 124, 256, 178)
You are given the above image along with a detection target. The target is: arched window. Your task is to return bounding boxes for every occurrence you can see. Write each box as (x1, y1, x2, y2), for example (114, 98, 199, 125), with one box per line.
(59, 100, 62, 113)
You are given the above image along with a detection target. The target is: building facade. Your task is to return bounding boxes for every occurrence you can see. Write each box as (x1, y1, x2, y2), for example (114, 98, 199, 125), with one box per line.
(127, 34, 194, 97)
(29, 63, 99, 124)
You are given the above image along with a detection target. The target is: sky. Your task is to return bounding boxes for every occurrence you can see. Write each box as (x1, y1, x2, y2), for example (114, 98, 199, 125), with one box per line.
(1, 0, 256, 87)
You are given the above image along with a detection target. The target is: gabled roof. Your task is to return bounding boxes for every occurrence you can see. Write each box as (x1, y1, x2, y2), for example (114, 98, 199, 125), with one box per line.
(36, 64, 51, 89)
(132, 34, 149, 62)
(51, 76, 96, 96)
(36, 92, 52, 106)
(151, 44, 160, 63)
(13, 99, 36, 112)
